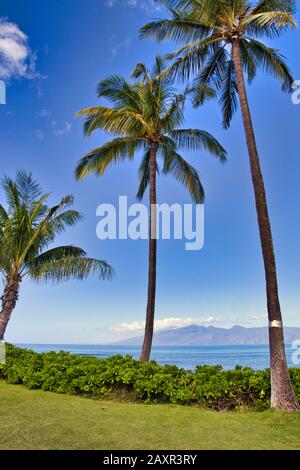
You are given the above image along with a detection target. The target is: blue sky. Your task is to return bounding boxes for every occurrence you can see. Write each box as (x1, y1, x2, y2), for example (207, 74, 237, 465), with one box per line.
(0, 0, 299, 344)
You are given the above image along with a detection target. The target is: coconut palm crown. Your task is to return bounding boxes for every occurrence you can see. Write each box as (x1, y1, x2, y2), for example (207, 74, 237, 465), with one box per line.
(75, 56, 226, 200)
(141, 0, 296, 127)
(0, 171, 113, 340)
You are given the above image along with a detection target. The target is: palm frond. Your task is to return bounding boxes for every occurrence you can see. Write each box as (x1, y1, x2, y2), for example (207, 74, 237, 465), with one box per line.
(29, 194, 50, 225)
(15, 171, 42, 206)
(219, 58, 239, 129)
(1, 177, 20, 212)
(140, 14, 211, 44)
(148, 0, 222, 25)
(131, 63, 151, 83)
(239, 37, 257, 82)
(189, 81, 216, 107)
(30, 257, 114, 283)
(0, 173, 113, 287)
(169, 129, 227, 160)
(77, 106, 152, 137)
(243, 38, 294, 91)
(251, 0, 296, 15)
(162, 37, 221, 82)
(43, 210, 83, 238)
(136, 150, 160, 200)
(136, 151, 150, 200)
(161, 93, 186, 131)
(244, 10, 296, 30)
(196, 45, 229, 91)
(162, 151, 205, 204)
(27, 246, 87, 273)
(97, 75, 142, 112)
(0, 204, 9, 226)
(75, 137, 147, 180)
(152, 55, 166, 78)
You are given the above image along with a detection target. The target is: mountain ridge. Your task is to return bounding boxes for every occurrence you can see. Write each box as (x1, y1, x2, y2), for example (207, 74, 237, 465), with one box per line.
(115, 324, 300, 346)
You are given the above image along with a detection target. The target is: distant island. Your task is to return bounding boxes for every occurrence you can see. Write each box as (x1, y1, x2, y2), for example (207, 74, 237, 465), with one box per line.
(115, 325, 300, 346)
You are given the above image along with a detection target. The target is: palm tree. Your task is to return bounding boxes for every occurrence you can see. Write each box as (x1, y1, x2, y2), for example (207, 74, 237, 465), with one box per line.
(0, 171, 113, 340)
(75, 57, 226, 362)
(141, 0, 299, 410)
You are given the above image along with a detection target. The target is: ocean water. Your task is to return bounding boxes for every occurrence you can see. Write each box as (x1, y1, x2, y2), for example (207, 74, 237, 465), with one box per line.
(15, 343, 299, 370)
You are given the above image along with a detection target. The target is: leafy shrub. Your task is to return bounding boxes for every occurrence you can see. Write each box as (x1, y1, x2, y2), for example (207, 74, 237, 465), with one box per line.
(2, 344, 300, 411)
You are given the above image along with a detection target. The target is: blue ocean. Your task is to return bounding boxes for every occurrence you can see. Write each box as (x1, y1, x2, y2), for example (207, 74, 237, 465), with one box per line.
(15, 344, 299, 370)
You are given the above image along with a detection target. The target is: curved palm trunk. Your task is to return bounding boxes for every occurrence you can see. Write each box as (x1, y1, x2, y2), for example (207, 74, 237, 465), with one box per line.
(0, 276, 21, 341)
(139, 142, 158, 362)
(232, 38, 299, 411)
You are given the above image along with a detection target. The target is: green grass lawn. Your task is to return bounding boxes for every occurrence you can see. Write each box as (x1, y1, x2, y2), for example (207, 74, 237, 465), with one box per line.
(1, 381, 300, 450)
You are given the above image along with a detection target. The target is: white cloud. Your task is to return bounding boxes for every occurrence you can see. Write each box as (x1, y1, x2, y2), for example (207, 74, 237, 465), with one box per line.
(0, 17, 40, 80)
(54, 121, 72, 137)
(113, 316, 219, 333)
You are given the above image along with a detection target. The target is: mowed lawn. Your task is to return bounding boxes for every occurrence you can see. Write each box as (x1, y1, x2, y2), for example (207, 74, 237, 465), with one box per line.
(1, 381, 300, 450)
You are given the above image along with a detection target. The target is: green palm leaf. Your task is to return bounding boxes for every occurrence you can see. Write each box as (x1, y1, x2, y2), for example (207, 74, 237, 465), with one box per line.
(0, 172, 113, 285)
(75, 138, 147, 180)
(136, 151, 161, 200)
(243, 37, 294, 91)
(141, 0, 296, 126)
(169, 129, 227, 160)
(30, 257, 114, 283)
(219, 58, 239, 129)
(76, 56, 225, 196)
(162, 151, 205, 203)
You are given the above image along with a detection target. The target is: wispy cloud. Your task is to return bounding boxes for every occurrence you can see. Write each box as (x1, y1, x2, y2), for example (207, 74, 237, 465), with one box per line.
(110, 35, 132, 58)
(34, 129, 45, 141)
(36, 108, 54, 121)
(54, 121, 72, 136)
(112, 316, 219, 333)
(105, 0, 162, 13)
(35, 108, 72, 138)
(0, 17, 42, 81)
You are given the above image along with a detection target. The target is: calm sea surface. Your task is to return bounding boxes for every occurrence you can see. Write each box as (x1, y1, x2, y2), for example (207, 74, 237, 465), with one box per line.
(15, 344, 298, 370)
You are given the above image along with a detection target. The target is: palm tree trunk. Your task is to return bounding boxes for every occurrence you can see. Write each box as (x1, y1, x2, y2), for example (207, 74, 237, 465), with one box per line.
(139, 142, 158, 362)
(232, 38, 299, 411)
(0, 276, 21, 341)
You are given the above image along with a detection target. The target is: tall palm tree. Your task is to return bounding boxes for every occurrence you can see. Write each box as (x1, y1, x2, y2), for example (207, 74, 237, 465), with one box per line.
(75, 57, 226, 362)
(141, 0, 299, 410)
(0, 171, 113, 340)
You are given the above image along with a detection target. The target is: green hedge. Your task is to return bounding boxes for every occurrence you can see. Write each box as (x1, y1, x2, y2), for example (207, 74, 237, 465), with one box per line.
(1, 344, 300, 410)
